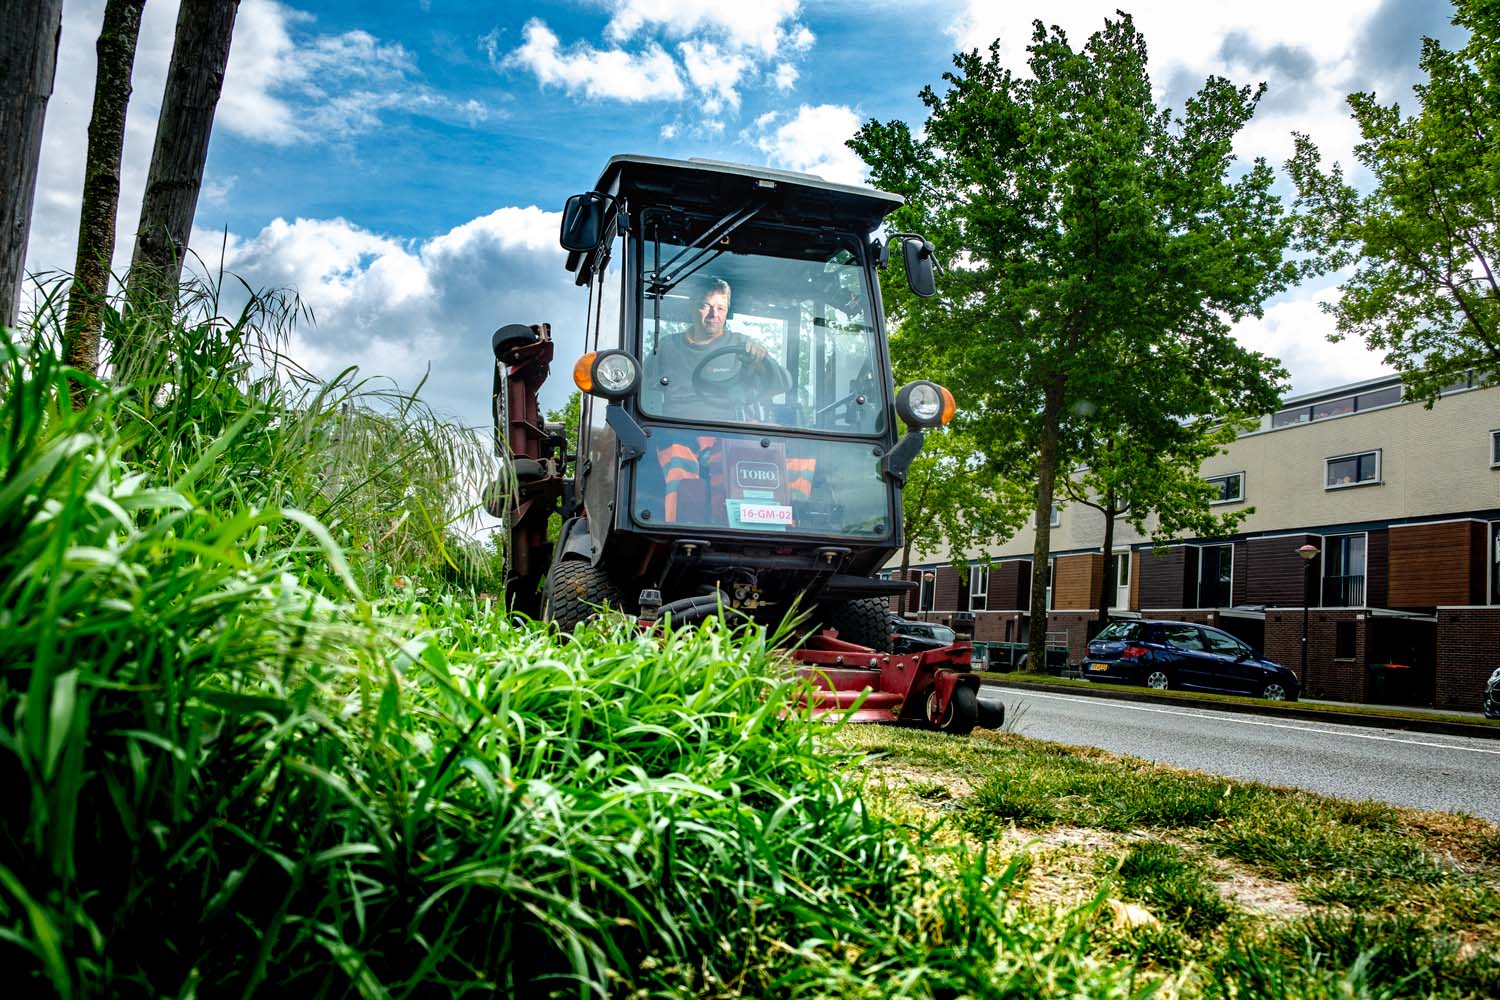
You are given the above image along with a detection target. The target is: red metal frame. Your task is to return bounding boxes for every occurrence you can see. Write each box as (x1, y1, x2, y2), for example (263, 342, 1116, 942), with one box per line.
(792, 630, 978, 725)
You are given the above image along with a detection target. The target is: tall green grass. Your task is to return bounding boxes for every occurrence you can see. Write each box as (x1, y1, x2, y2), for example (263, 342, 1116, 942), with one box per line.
(2, 295, 1158, 997)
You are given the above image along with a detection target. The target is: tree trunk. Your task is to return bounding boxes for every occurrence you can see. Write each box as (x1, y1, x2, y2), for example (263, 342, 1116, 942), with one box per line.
(127, 0, 238, 314)
(0, 0, 65, 328)
(1094, 487, 1118, 636)
(66, 0, 147, 389)
(1025, 377, 1065, 672)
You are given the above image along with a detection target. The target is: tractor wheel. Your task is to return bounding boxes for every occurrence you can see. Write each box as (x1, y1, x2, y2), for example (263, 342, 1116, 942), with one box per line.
(826, 598, 893, 652)
(927, 684, 979, 736)
(542, 560, 623, 631)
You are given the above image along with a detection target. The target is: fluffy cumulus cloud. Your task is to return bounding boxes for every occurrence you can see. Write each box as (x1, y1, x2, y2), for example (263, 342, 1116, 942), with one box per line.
(220, 0, 487, 145)
(501, 19, 686, 102)
(501, 0, 814, 128)
(944, 0, 1453, 170)
(207, 208, 584, 428)
(25, 0, 488, 290)
(748, 104, 866, 186)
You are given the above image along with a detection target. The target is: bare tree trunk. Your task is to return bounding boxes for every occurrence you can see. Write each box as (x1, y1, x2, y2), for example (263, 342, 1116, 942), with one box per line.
(1025, 377, 1064, 672)
(0, 0, 65, 328)
(66, 0, 147, 388)
(127, 0, 238, 312)
(1094, 487, 1118, 636)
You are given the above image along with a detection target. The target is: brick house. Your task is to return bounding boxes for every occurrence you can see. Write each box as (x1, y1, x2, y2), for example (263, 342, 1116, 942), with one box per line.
(892, 375, 1500, 709)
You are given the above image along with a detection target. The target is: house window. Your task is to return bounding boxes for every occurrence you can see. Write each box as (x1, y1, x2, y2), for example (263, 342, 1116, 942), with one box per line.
(1334, 620, 1357, 659)
(1197, 544, 1233, 608)
(969, 564, 989, 611)
(1356, 386, 1401, 410)
(1273, 405, 1312, 427)
(1045, 558, 1054, 610)
(1324, 534, 1367, 607)
(918, 571, 935, 612)
(1490, 429, 1499, 468)
(1050, 504, 1062, 527)
(1325, 450, 1381, 489)
(1114, 552, 1131, 589)
(1207, 472, 1245, 504)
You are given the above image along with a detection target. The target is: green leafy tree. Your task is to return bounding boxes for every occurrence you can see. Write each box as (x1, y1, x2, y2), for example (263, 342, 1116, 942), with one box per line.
(853, 13, 1295, 670)
(547, 389, 582, 459)
(1287, 0, 1497, 401)
(1061, 413, 1260, 629)
(897, 425, 1031, 612)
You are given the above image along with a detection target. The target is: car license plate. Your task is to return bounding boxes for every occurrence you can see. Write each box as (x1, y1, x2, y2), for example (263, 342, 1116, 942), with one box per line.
(1088, 662, 1109, 672)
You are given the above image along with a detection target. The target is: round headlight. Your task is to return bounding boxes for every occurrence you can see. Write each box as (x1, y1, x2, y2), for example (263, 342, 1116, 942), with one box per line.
(895, 380, 955, 428)
(593, 350, 639, 397)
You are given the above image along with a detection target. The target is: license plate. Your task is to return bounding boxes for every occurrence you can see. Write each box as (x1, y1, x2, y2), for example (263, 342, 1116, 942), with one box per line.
(1088, 662, 1109, 672)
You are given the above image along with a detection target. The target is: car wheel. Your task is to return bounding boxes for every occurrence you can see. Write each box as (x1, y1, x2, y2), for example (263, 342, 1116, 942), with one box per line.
(1484, 702, 1500, 720)
(1261, 682, 1288, 701)
(1145, 669, 1170, 691)
(927, 685, 978, 736)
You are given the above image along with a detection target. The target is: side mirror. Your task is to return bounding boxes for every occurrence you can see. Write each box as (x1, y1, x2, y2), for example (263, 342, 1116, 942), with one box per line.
(559, 191, 615, 252)
(901, 237, 938, 298)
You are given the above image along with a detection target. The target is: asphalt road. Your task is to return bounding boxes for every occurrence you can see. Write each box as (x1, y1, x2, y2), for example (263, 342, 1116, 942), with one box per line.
(1001, 689, 1500, 821)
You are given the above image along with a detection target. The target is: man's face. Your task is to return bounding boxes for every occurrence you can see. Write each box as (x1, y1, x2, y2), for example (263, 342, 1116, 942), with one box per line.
(692, 290, 729, 342)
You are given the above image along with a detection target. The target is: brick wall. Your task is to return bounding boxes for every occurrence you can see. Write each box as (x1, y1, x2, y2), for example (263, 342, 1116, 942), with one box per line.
(1245, 534, 1320, 607)
(1265, 609, 1368, 702)
(1436, 608, 1500, 711)
(989, 560, 1031, 611)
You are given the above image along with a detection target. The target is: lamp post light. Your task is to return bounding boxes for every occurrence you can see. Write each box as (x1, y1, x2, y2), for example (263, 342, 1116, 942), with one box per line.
(1298, 543, 1320, 687)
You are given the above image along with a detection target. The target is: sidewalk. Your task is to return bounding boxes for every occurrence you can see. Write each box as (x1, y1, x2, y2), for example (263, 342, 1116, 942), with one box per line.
(979, 674, 1499, 740)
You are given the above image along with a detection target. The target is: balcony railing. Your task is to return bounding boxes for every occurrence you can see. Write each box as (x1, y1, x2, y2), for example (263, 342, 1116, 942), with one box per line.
(1323, 574, 1365, 607)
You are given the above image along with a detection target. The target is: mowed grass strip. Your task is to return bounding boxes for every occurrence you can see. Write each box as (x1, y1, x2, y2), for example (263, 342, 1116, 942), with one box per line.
(836, 725, 1500, 998)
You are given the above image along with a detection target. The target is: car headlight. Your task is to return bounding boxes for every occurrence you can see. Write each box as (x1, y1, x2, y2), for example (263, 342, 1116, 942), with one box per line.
(895, 380, 956, 429)
(573, 350, 640, 400)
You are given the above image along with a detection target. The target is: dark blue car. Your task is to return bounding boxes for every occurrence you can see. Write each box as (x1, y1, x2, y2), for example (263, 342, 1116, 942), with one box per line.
(1085, 619, 1300, 701)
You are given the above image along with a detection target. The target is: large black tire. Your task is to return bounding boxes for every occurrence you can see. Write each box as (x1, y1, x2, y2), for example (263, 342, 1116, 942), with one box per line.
(825, 598, 893, 652)
(542, 560, 623, 631)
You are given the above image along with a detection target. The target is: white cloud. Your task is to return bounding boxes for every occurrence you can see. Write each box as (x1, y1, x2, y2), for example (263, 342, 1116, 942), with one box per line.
(221, 1, 484, 146)
(503, 3, 813, 129)
(679, 40, 752, 110)
(944, 1, 1401, 170)
(751, 104, 866, 186)
(504, 18, 686, 102)
(1229, 283, 1391, 395)
(206, 207, 583, 427)
(603, 0, 808, 59)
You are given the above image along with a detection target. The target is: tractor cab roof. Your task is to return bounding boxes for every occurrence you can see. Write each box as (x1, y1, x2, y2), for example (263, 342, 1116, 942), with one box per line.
(565, 154, 904, 283)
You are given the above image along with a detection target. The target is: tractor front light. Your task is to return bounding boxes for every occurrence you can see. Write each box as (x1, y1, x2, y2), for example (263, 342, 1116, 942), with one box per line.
(573, 350, 640, 400)
(896, 380, 955, 428)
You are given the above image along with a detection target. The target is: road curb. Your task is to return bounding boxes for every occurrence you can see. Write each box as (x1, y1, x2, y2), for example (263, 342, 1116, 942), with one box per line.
(978, 677, 1500, 741)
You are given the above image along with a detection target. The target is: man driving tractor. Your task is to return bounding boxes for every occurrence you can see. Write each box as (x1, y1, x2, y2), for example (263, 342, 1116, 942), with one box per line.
(646, 277, 800, 522)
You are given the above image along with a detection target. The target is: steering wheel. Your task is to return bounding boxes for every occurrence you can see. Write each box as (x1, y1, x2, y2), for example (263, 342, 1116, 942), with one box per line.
(690, 344, 791, 403)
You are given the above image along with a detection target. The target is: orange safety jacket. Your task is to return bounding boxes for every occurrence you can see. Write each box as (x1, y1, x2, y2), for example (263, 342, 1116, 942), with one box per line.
(654, 439, 817, 523)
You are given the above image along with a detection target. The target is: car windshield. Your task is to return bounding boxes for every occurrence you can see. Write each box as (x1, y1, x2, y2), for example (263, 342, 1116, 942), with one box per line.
(931, 625, 956, 643)
(638, 211, 884, 435)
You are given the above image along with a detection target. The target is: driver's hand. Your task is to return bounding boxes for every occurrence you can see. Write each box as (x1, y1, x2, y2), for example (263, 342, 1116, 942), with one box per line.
(745, 340, 768, 362)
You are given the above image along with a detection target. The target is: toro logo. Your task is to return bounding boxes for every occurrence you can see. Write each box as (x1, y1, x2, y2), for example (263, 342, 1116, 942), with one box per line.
(735, 462, 781, 489)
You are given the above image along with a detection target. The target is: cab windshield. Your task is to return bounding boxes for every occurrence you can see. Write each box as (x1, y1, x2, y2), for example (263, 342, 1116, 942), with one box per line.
(638, 212, 884, 436)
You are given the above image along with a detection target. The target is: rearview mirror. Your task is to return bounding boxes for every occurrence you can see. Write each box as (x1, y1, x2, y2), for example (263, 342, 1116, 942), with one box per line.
(901, 238, 938, 298)
(559, 191, 615, 252)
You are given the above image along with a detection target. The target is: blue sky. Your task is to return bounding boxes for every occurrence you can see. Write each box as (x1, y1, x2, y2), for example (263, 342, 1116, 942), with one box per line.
(29, 0, 1464, 430)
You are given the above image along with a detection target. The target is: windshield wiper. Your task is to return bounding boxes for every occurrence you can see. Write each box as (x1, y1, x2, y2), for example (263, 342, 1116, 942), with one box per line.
(646, 201, 764, 298)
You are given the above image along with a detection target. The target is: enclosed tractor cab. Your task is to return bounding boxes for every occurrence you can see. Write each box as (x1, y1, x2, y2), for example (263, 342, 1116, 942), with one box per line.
(492, 155, 997, 734)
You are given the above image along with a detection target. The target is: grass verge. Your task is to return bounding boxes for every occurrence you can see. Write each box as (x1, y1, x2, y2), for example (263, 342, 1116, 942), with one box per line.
(839, 723, 1500, 999)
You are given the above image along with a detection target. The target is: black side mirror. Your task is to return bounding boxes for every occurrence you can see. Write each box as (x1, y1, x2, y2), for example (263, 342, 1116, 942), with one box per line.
(901, 237, 938, 298)
(559, 191, 615, 252)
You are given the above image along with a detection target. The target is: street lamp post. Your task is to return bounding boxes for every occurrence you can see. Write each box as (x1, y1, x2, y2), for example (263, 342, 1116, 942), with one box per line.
(1298, 543, 1320, 688)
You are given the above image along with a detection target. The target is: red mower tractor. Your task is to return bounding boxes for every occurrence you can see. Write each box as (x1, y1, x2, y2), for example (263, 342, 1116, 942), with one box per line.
(489, 155, 1002, 734)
